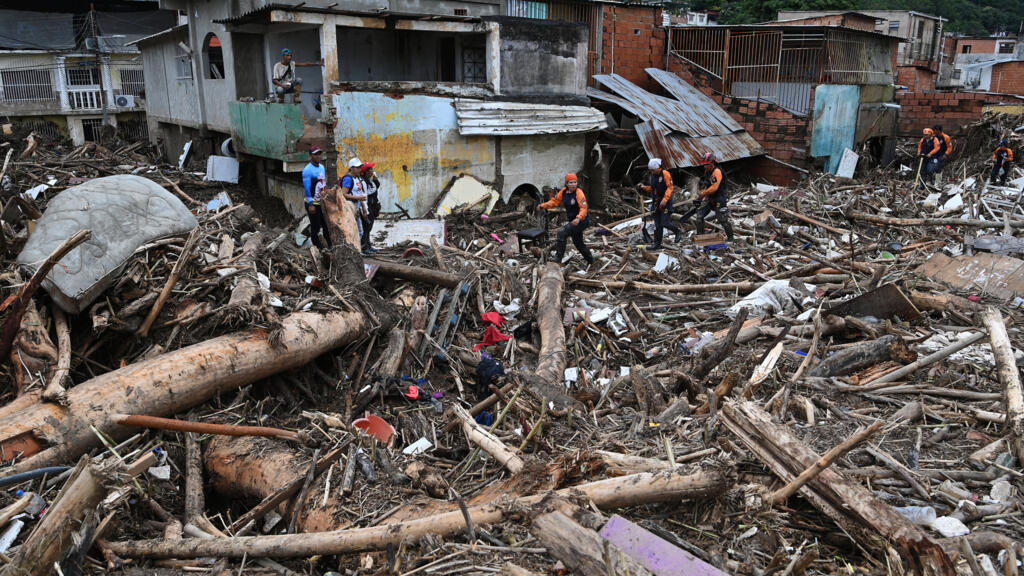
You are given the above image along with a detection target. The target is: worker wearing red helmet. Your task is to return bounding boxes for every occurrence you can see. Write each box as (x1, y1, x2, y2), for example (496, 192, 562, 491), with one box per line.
(695, 153, 734, 241)
(537, 173, 595, 266)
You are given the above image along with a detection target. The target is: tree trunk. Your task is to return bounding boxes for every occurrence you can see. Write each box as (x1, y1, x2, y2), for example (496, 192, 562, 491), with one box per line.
(806, 335, 916, 378)
(720, 400, 955, 576)
(321, 187, 362, 248)
(907, 290, 984, 315)
(530, 508, 648, 576)
(0, 309, 373, 476)
(850, 211, 1024, 229)
(535, 263, 565, 388)
(106, 465, 734, 559)
(365, 259, 463, 288)
(980, 307, 1024, 465)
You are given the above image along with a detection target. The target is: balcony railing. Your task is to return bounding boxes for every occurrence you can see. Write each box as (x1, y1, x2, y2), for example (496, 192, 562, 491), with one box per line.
(67, 88, 103, 110)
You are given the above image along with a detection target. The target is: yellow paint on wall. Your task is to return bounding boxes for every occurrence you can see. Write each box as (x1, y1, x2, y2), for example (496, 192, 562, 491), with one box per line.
(337, 131, 423, 202)
(440, 135, 492, 170)
(384, 112, 398, 122)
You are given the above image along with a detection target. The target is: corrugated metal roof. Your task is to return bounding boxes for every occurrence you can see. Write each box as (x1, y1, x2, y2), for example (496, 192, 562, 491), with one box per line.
(636, 121, 763, 168)
(454, 100, 607, 136)
(590, 70, 763, 167)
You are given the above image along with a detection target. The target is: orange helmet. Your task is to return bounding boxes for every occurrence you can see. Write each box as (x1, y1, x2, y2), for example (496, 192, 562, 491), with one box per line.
(700, 152, 716, 165)
(565, 173, 578, 183)
(923, 128, 934, 136)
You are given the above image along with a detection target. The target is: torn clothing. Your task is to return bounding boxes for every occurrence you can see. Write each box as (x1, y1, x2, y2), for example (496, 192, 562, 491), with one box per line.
(540, 186, 588, 222)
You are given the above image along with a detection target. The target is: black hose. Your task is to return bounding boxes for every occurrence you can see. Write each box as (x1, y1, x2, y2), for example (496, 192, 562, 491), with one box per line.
(0, 466, 70, 489)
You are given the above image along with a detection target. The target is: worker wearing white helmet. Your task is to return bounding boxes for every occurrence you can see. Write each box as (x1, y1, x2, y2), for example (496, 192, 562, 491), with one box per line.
(638, 158, 684, 249)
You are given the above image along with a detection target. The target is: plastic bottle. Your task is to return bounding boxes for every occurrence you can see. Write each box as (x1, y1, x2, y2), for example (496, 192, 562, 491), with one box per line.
(893, 505, 936, 526)
(14, 490, 47, 516)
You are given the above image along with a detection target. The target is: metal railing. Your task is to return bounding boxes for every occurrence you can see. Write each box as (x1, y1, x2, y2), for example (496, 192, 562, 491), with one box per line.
(0, 69, 56, 102)
(67, 88, 103, 110)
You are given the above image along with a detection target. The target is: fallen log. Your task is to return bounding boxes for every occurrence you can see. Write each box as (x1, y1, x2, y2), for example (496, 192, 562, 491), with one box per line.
(767, 202, 850, 235)
(2, 451, 154, 576)
(980, 307, 1024, 465)
(691, 308, 748, 381)
(569, 276, 763, 294)
(113, 414, 306, 443)
(0, 309, 374, 476)
(535, 263, 566, 388)
(770, 420, 883, 504)
(366, 258, 463, 288)
(0, 229, 91, 361)
(529, 505, 647, 576)
(907, 290, 984, 315)
(454, 405, 524, 474)
(849, 211, 1024, 229)
(106, 464, 734, 559)
(868, 331, 988, 385)
(806, 335, 916, 378)
(721, 400, 954, 576)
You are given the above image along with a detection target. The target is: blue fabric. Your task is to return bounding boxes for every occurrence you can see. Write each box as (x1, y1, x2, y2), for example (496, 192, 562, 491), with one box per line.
(302, 162, 325, 205)
(341, 175, 355, 191)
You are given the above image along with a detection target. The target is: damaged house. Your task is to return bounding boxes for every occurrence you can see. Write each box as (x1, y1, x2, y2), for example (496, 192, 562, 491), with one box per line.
(135, 1, 610, 219)
(666, 23, 901, 181)
(0, 5, 176, 145)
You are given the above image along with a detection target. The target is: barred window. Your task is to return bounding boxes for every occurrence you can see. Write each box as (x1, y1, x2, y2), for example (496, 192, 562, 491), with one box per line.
(0, 69, 55, 102)
(120, 68, 145, 95)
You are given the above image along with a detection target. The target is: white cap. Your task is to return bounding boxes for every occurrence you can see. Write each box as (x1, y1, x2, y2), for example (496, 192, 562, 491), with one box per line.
(647, 158, 662, 169)
(348, 157, 363, 168)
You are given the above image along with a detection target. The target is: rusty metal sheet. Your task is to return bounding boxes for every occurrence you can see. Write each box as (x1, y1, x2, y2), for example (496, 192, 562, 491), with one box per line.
(645, 68, 744, 133)
(594, 74, 716, 136)
(635, 121, 763, 167)
(825, 283, 921, 321)
(454, 100, 607, 136)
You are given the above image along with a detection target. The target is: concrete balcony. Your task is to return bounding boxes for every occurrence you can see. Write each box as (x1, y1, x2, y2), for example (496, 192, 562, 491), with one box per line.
(227, 101, 328, 167)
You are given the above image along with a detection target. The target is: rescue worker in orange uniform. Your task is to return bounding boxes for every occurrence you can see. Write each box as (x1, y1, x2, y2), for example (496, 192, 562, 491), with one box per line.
(931, 124, 952, 183)
(639, 158, 684, 249)
(917, 127, 940, 190)
(537, 173, 595, 266)
(991, 139, 1014, 186)
(695, 153, 734, 241)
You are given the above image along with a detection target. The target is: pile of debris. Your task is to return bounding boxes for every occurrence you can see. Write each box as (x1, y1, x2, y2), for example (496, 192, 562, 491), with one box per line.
(0, 116, 1022, 576)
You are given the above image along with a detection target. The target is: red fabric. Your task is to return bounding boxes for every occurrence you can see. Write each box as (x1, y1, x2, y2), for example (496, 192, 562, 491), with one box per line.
(481, 312, 505, 328)
(473, 325, 511, 351)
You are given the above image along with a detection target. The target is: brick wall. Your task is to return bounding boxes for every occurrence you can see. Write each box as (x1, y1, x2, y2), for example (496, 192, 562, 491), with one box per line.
(991, 61, 1024, 96)
(896, 66, 937, 91)
(668, 58, 810, 184)
(600, 5, 666, 90)
(895, 91, 1011, 135)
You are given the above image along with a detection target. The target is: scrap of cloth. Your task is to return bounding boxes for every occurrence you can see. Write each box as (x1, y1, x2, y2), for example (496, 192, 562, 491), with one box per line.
(473, 325, 512, 351)
(481, 312, 506, 328)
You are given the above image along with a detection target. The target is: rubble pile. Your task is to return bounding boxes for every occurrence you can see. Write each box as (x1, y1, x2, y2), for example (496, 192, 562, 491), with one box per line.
(0, 119, 1022, 576)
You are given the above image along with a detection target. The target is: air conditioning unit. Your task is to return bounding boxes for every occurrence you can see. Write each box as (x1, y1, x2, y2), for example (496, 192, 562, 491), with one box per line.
(115, 95, 135, 108)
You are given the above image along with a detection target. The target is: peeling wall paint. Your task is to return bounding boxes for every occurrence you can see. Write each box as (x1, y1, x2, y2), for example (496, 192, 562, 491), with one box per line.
(332, 91, 496, 216)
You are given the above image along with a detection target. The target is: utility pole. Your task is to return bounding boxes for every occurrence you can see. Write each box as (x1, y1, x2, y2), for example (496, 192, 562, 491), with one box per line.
(90, 4, 109, 127)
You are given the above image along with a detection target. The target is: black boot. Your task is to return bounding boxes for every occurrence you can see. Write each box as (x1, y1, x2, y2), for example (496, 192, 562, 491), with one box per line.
(695, 219, 706, 235)
(723, 221, 735, 242)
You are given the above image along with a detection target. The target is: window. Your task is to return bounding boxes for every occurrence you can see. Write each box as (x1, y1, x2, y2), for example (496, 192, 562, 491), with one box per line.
(916, 21, 925, 39)
(952, 69, 961, 79)
(0, 69, 55, 102)
(119, 68, 145, 95)
(998, 42, 1015, 54)
(81, 118, 104, 142)
(66, 67, 100, 86)
(888, 21, 899, 33)
(203, 33, 224, 79)
(454, 8, 468, 16)
(462, 46, 486, 82)
(962, 45, 972, 54)
(175, 44, 192, 79)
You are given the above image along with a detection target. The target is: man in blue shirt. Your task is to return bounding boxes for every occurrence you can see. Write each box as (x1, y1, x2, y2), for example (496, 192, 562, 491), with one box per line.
(302, 147, 332, 249)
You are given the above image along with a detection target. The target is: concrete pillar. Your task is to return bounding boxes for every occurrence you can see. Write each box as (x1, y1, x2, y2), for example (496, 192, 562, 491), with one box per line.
(320, 19, 339, 88)
(486, 21, 501, 94)
(55, 56, 70, 111)
(100, 55, 115, 115)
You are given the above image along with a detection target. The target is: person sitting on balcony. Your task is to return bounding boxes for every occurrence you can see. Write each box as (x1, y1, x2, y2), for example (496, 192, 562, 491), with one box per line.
(273, 49, 320, 104)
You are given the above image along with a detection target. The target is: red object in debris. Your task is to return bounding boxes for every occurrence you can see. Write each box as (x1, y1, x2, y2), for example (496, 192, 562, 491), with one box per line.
(473, 325, 512, 351)
(968, 295, 981, 302)
(404, 385, 420, 400)
(403, 247, 425, 258)
(352, 414, 395, 446)
(481, 312, 505, 328)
